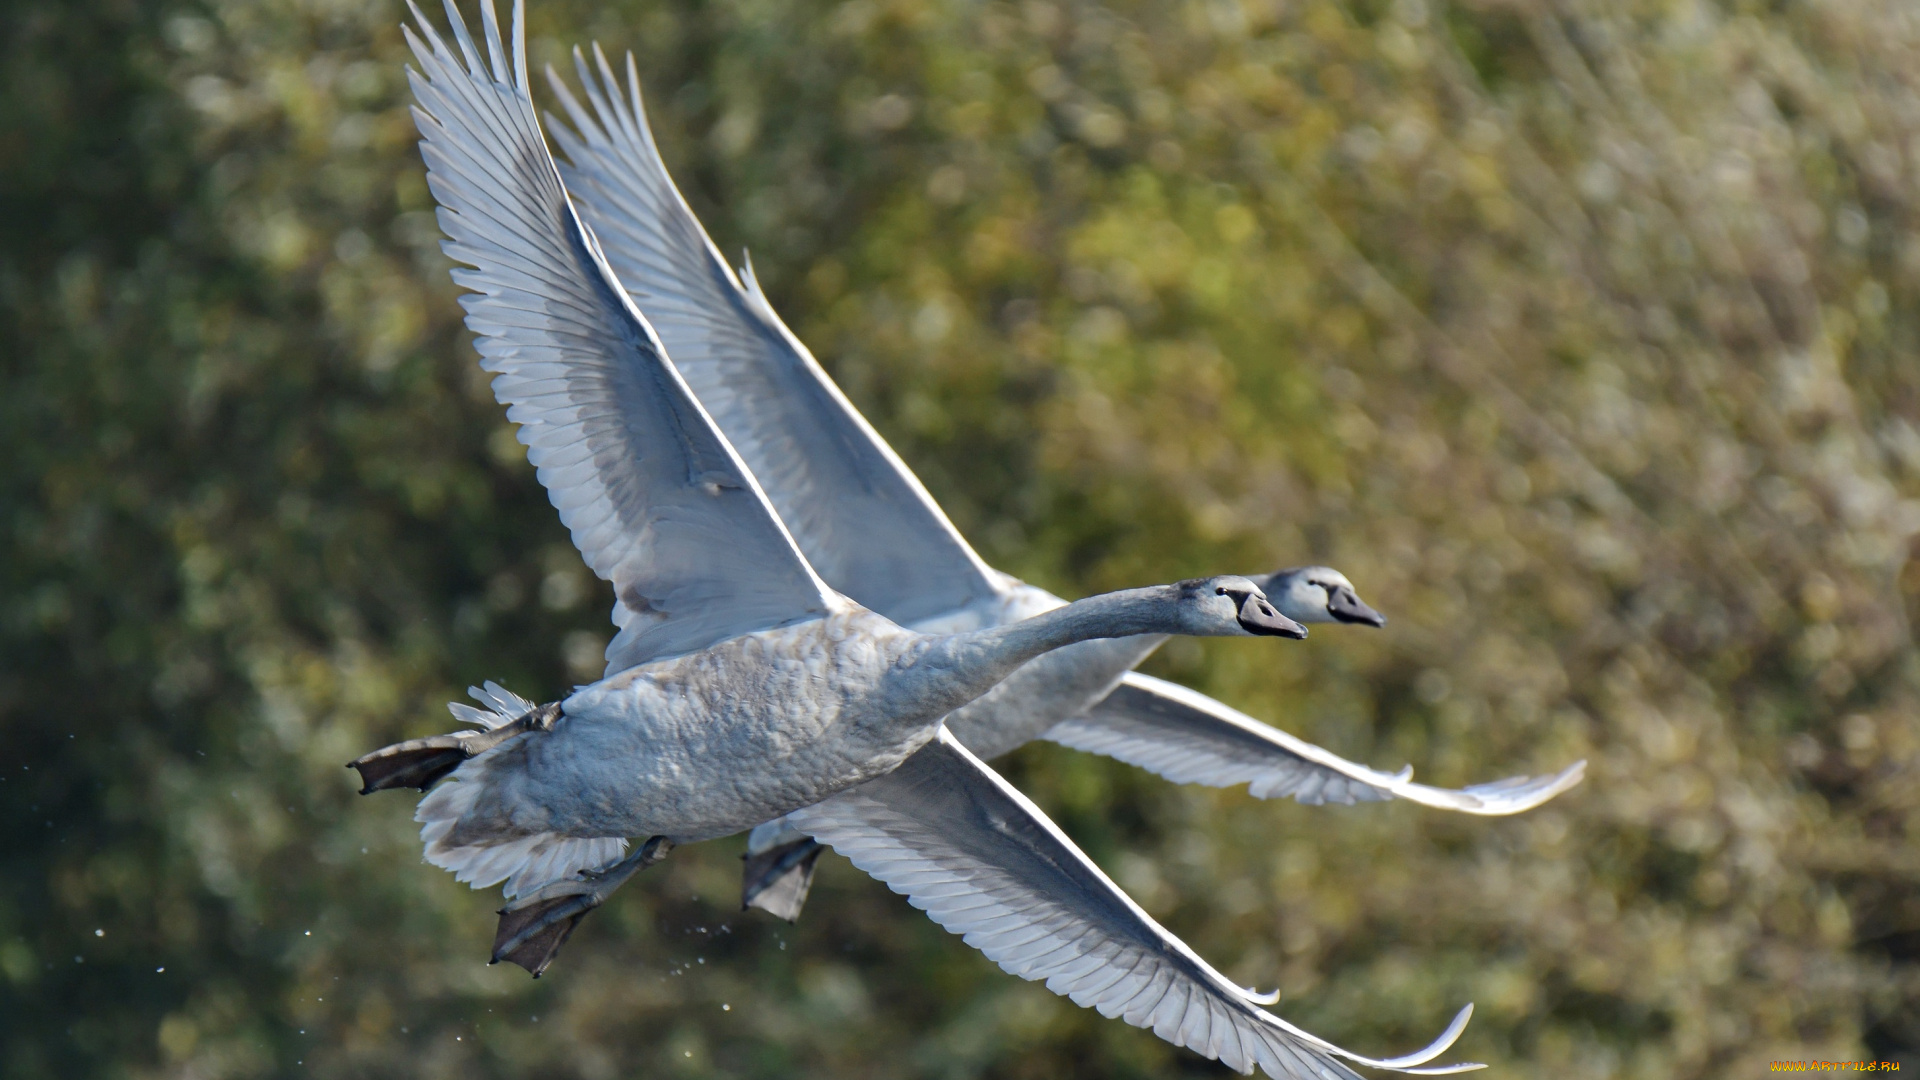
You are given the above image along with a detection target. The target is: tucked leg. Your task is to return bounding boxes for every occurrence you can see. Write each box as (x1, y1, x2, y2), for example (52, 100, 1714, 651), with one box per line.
(492, 836, 675, 977)
(741, 838, 825, 922)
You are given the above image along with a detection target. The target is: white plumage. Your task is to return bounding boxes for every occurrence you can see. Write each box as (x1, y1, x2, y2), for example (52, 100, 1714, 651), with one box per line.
(356, 3, 1486, 1075)
(1052, 673, 1585, 813)
(789, 731, 1485, 1079)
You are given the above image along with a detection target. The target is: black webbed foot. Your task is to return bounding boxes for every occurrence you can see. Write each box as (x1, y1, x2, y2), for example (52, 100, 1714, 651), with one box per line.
(348, 702, 561, 794)
(491, 836, 675, 977)
(348, 734, 477, 794)
(492, 891, 597, 977)
(741, 838, 824, 922)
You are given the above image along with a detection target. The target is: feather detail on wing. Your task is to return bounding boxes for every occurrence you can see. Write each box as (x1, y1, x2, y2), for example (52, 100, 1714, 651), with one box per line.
(788, 731, 1485, 1079)
(404, 0, 832, 676)
(541, 46, 1005, 626)
(1051, 673, 1586, 815)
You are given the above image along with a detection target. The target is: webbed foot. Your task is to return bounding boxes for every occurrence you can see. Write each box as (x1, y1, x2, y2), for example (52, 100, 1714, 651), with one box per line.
(492, 836, 675, 977)
(741, 837, 824, 922)
(346, 733, 477, 793)
(348, 702, 560, 794)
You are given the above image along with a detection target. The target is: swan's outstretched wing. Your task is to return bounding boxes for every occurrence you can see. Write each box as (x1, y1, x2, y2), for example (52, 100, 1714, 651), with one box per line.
(540, 48, 1006, 627)
(406, 0, 832, 674)
(1050, 673, 1586, 815)
(788, 731, 1484, 1079)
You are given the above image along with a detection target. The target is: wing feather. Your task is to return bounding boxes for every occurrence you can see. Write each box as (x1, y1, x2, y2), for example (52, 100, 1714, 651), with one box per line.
(788, 731, 1484, 1080)
(1051, 674, 1586, 815)
(541, 47, 1007, 625)
(404, 0, 831, 674)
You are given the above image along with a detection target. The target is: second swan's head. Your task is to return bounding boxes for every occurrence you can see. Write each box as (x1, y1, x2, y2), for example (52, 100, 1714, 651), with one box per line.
(1259, 566, 1386, 628)
(1176, 576, 1309, 639)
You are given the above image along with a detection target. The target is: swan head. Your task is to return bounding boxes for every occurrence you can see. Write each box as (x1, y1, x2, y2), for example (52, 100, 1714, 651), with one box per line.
(1260, 566, 1386, 627)
(1177, 576, 1308, 639)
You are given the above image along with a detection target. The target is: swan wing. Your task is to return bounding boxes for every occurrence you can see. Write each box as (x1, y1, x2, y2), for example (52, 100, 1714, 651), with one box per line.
(405, 0, 832, 674)
(787, 730, 1484, 1079)
(1050, 673, 1586, 815)
(539, 49, 1006, 627)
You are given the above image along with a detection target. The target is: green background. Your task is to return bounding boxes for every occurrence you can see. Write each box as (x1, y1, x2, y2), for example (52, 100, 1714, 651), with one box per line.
(3, 0, 1916, 1076)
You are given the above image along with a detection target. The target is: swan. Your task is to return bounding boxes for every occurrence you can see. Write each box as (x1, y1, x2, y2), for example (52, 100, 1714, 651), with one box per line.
(350, 5, 1484, 1076)
(535, 43, 1587, 917)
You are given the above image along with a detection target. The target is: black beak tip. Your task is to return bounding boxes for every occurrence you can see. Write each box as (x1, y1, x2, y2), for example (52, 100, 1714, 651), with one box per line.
(1328, 589, 1387, 628)
(1237, 596, 1309, 639)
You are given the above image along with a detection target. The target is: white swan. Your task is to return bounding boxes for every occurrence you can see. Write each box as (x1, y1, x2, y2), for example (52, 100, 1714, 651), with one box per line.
(535, 44, 1587, 916)
(351, 5, 1484, 1076)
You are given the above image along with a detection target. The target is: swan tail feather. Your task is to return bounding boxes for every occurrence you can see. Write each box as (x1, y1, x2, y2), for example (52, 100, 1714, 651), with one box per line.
(414, 742, 627, 900)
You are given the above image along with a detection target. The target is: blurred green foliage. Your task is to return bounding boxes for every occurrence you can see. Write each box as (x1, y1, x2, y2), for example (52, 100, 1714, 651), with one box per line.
(3, 0, 1917, 1076)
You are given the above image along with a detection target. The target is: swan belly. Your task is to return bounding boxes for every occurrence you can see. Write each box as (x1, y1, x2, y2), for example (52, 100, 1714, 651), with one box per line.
(440, 613, 935, 846)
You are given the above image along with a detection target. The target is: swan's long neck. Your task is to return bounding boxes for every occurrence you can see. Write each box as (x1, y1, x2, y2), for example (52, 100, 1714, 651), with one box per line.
(889, 586, 1186, 723)
(959, 585, 1189, 660)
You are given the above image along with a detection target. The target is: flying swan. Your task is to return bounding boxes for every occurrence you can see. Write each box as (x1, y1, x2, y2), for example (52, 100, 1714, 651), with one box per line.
(532, 40, 1587, 917)
(348, 3, 1484, 1076)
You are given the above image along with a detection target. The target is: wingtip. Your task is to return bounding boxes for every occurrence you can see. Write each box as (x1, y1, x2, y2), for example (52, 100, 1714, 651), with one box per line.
(1512, 758, 1589, 811)
(1436, 755, 1590, 816)
(1390, 1002, 1475, 1071)
(1340, 1001, 1474, 1072)
(511, 0, 529, 89)
(1549, 757, 1588, 791)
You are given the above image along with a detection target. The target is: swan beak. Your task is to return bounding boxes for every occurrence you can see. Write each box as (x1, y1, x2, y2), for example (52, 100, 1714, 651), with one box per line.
(1327, 586, 1386, 627)
(1238, 594, 1308, 638)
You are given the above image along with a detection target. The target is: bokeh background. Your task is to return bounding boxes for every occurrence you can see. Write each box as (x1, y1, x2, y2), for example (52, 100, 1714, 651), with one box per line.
(5, 0, 1918, 1076)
